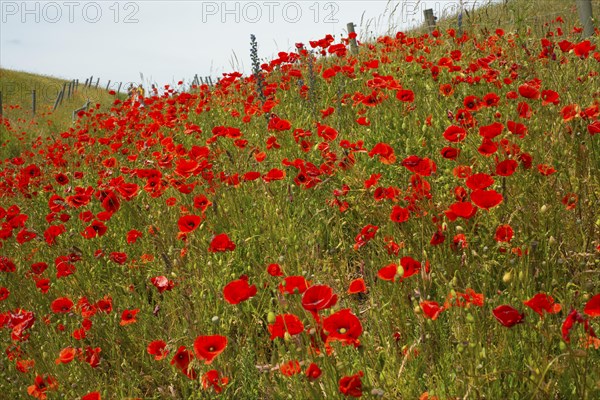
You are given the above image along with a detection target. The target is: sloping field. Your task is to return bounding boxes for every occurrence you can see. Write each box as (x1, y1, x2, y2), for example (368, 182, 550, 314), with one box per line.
(1, 0, 599, 399)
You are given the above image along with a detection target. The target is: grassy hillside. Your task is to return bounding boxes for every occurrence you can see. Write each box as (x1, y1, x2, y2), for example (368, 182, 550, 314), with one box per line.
(0, 0, 599, 399)
(0, 68, 118, 141)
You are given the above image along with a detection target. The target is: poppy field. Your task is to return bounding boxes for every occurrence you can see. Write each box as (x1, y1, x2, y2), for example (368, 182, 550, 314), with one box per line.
(1, 1, 600, 399)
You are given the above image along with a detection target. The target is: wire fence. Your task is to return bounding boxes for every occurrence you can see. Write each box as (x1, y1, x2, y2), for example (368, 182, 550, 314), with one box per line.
(0, 73, 218, 120)
(0, 1, 596, 120)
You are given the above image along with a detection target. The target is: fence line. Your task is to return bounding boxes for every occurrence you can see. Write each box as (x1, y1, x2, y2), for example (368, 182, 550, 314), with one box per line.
(1, 73, 217, 120)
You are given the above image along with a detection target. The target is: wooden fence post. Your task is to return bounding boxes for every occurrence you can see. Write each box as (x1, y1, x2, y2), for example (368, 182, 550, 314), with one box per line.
(59, 83, 67, 105)
(32, 90, 36, 117)
(347, 22, 358, 54)
(106, 80, 111, 91)
(576, 0, 595, 38)
(88, 76, 93, 88)
(67, 82, 72, 99)
(424, 9, 436, 33)
(208, 77, 213, 86)
(75, 79, 78, 91)
(95, 78, 100, 89)
(84, 78, 89, 88)
(53, 91, 62, 111)
(117, 82, 122, 95)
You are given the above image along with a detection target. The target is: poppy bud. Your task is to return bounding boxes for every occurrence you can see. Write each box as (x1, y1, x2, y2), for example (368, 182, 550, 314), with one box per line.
(502, 270, 512, 283)
(540, 204, 548, 213)
(267, 312, 276, 324)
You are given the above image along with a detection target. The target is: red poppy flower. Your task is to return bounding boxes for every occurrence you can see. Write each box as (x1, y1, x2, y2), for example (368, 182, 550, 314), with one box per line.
(82, 392, 101, 400)
(494, 224, 514, 243)
(448, 201, 476, 219)
(440, 146, 460, 160)
(356, 116, 370, 126)
(0, 287, 8, 301)
(378, 263, 398, 282)
(399, 256, 421, 280)
(193, 335, 227, 364)
(202, 369, 229, 393)
(561, 104, 580, 122)
(279, 276, 310, 294)
(507, 121, 528, 138)
(209, 233, 236, 252)
(439, 83, 454, 96)
(562, 193, 578, 210)
(305, 362, 322, 380)
(267, 263, 283, 277)
(420, 301, 445, 320)
(339, 371, 364, 397)
(109, 252, 127, 265)
(323, 309, 362, 347)
(280, 360, 302, 376)
(483, 92, 500, 107)
(353, 224, 378, 250)
(584, 294, 600, 317)
(96, 296, 113, 314)
(561, 309, 596, 343)
(368, 143, 396, 164)
(301, 284, 338, 313)
(493, 305, 524, 327)
(178, 214, 202, 233)
(463, 95, 482, 111)
(51, 297, 74, 314)
(587, 121, 600, 135)
(524, 293, 561, 317)
(268, 313, 305, 340)
(390, 205, 410, 223)
(573, 40, 595, 58)
(31, 262, 48, 275)
(119, 309, 139, 326)
(443, 125, 467, 142)
(466, 173, 494, 190)
(496, 159, 518, 176)
(126, 229, 143, 244)
(55, 347, 76, 364)
(396, 89, 415, 102)
(27, 375, 58, 400)
(147, 340, 169, 360)
(478, 138, 498, 156)
(364, 174, 381, 189)
(151, 276, 175, 293)
(518, 83, 540, 99)
(471, 189, 503, 210)
(430, 229, 446, 245)
(541, 90, 560, 106)
(223, 276, 257, 304)
(347, 278, 366, 294)
(193, 194, 213, 211)
(243, 171, 261, 181)
(170, 346, 197, 379)
(262, 168, 286, 182)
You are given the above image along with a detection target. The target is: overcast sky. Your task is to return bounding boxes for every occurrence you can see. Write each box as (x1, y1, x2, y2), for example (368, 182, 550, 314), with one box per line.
(1, 1, 493, 90)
